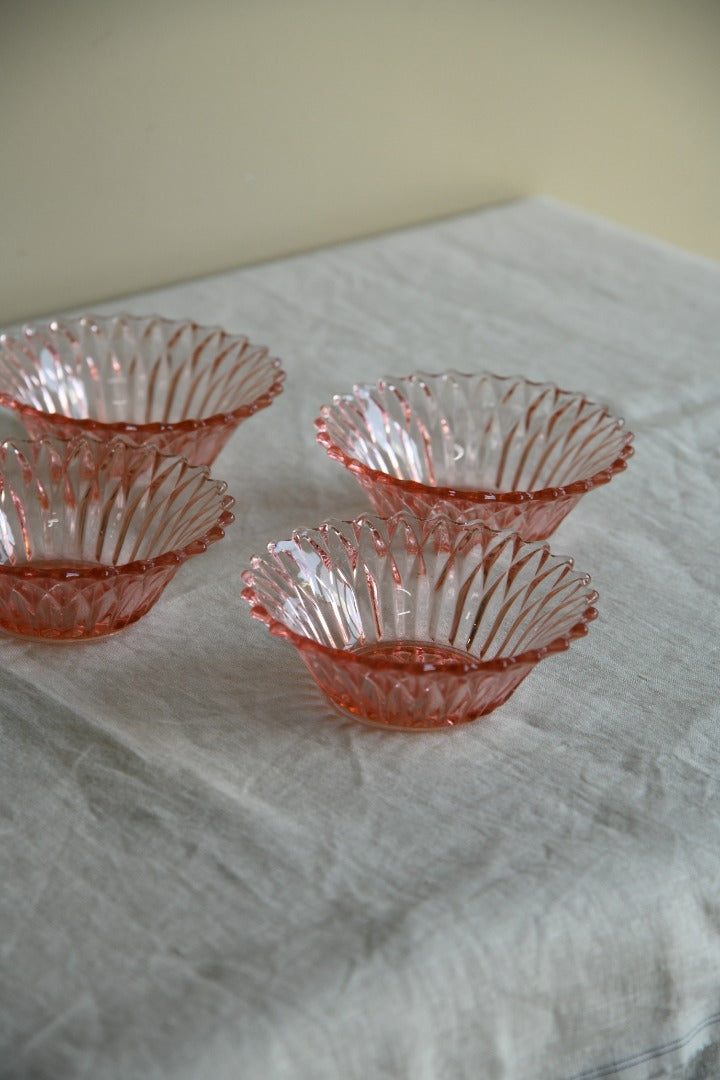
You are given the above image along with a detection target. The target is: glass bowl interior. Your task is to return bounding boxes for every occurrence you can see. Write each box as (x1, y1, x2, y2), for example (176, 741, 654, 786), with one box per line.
(0, 436, 233, 569)
(316, 371, 634, 499)
(0, 315, 285, 463)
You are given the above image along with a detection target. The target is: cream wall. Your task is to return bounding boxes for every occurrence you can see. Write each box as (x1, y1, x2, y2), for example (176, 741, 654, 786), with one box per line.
(2, 0, 718, 325)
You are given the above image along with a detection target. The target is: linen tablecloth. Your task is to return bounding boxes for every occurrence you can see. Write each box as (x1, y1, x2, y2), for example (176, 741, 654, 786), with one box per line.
(1, 198, 719, 1080)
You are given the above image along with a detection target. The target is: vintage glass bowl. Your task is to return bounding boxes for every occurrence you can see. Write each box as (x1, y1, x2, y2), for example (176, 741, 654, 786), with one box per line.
(241, 511, 598, 731)
(0, 314, 285, 466)
(0, 435, 234, 640)
(315, 372, 634, 540)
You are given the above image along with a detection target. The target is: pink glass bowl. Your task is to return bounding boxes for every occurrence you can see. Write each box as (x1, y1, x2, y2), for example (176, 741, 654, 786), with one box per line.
(241, 511, 598, 731)
(315, 372, 634, 540)
(0, 314, 285, 466)
(0, 435, 234, 640)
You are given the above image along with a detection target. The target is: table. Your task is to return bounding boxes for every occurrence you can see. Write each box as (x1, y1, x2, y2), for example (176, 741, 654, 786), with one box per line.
(1, 198, 719, 1080)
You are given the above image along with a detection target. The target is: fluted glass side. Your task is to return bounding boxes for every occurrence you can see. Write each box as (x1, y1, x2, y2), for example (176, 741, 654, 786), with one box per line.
(0, 315, 285, 465)
(0, 436, 234, 639)
(316, 372, 633, 539)
(242, 512, 597, 729)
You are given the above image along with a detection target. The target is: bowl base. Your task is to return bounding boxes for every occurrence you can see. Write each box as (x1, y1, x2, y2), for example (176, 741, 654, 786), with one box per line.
(330, 702, 476, 732)
(343, 640, 481, 730)
(0, 622, 131, 643)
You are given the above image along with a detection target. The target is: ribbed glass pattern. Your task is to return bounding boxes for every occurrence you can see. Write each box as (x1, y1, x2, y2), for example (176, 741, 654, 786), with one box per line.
(0, 315, 285, 465)
(316, 372, 633, 539)
(242, 512, 597, 730)
(0, 436, 234, 639)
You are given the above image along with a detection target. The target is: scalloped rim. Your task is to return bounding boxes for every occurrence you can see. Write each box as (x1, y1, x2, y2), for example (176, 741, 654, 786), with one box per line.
(240, 510, 599, 676)
(0, 433, 235, 581)
(315, 371, 634, 505)
(0, 313, 286, 437)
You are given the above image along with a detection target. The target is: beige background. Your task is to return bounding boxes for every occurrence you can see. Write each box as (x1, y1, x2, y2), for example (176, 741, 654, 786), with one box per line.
(1, 0, 718, 326)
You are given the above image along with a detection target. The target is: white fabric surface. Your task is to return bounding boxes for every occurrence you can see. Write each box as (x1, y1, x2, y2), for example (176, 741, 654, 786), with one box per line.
(1, 198, 719, 1080)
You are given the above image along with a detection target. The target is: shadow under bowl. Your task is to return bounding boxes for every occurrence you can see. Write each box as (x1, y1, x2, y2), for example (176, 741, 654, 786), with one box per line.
(0, 314, 285, 466)
(241, 511, 598, 731)
(315, 371, 634, 540)
(0, 435, 234, 640)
